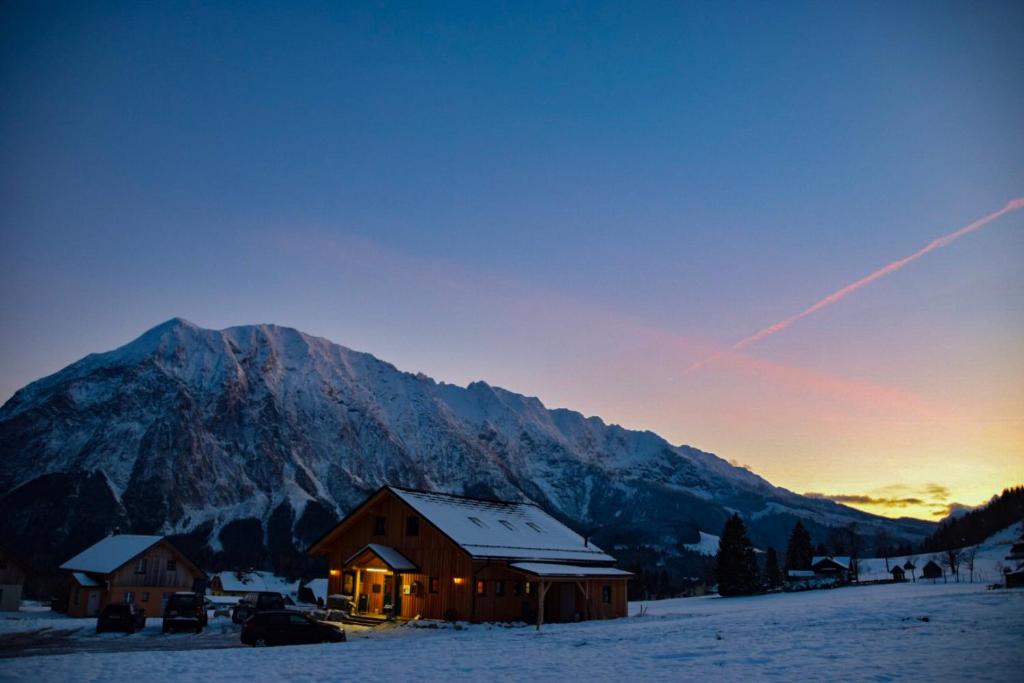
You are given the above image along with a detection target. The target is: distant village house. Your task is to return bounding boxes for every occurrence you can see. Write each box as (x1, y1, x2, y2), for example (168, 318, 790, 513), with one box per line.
(921, 559, 943, 582)
(60, 535, 206, 617)
(308, 486, 631, 626)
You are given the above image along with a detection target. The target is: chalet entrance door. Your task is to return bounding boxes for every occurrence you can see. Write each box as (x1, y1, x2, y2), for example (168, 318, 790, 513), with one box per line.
(86, 590, 101, 616)
(558, 583, 575, 622)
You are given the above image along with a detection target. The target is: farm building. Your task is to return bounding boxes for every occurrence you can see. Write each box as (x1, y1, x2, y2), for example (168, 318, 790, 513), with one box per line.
(921, 560, 944, 582)
(1005, 536, 1024, 588)
(308, 486, 631, 626)
(890, 565, 906, 582)
(0, 546, 28, 611)
(60, 535, 206, 617)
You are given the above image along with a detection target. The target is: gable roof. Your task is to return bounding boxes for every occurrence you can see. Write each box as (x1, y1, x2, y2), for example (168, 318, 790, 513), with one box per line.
(345, 543, 418, 572)
(811, 556, 851, 570)
(210, 570, 299, 595)
(60, 535, 163, 574)
(389, 486, 614, 563)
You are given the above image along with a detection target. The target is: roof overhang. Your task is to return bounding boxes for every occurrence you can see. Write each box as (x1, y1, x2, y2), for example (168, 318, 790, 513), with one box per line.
(343, 543, 418, 573)
(508, 562, 632, 579)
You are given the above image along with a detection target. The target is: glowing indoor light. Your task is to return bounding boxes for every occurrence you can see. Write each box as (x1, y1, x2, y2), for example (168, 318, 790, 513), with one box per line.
(453, 577, 465, 585)
(329, 569, 340, 577)
(365, 567, 389, 573)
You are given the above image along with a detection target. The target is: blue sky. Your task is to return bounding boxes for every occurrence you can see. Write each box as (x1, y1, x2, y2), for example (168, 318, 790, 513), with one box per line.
(2, 1, 1022, 517)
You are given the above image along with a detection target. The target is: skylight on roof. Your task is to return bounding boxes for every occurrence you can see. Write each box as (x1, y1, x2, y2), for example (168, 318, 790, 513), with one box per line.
(526, 522, 543, 533)
(468, 516, 488, 528)
(498, 520, 515, 531)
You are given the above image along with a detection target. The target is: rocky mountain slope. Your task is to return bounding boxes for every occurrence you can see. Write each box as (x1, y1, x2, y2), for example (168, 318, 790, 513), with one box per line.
(0, 319, 933, 575)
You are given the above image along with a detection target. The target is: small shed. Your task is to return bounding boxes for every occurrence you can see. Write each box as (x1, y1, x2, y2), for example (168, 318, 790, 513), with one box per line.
(921, 560, 943, 581)
(890, 565, 906, 582)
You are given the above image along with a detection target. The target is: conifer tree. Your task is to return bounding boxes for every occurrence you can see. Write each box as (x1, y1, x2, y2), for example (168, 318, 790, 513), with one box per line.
(785, 521, 814, 570)
(765, 547, 783, 588)
(715, 513, 761, 596)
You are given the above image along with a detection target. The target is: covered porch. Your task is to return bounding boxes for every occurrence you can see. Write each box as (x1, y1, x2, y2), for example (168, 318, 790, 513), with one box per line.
(509, 562, 632, 629)
(340, 543, 418, 620)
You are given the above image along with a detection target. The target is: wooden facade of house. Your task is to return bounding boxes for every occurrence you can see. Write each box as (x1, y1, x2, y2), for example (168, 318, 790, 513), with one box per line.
(308, 486, 631, 626)
(61, 535, 205, 618)
(0, 546, 27, 611)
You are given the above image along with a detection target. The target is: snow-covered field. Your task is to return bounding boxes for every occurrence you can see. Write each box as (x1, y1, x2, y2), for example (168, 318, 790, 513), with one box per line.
(0, 581, 1020, 682)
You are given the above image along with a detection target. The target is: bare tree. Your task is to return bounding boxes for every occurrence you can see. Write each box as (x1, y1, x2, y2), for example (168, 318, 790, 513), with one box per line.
(963, 546, 978, 583)
(874, 529, 892, 572)
(940, 547, 965, 582)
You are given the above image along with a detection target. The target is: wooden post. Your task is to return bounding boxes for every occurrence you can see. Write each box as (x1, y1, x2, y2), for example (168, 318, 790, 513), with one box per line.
(352, 569, 362, 614)
(536, 580, 551, 630)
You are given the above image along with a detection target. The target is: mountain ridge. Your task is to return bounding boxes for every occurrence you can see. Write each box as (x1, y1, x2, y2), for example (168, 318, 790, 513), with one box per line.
(0, 318, 934, 576)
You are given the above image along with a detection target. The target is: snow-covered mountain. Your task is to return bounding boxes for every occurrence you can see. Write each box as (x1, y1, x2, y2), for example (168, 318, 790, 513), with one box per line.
(0, 318, 932, 572)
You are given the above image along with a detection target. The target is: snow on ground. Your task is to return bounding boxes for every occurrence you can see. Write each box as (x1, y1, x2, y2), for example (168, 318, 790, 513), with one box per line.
(684, 530, 720, 556)
(0, 582, 1020, 682)
(857, 521, 1022, 583)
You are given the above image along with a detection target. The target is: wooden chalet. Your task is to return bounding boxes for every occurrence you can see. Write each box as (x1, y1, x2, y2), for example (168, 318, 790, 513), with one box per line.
(0, 546, 28, 611)
(811, 556, 855, 583)
(889, 565, 906, 582)
(308, 486, 631, 626)
(60, 535, 206, 617)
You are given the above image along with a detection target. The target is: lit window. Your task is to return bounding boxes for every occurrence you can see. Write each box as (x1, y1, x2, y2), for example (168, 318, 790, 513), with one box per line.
(475, 579, 486, 596)
(468, 517, 487, 528)
(135, 558, 147, 574)
(498, 520, 515, 531)
(526, 522, 543, 533)
(525, 581, 533, 595)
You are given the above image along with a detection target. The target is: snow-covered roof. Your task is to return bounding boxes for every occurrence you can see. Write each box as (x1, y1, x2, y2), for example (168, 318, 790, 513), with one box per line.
(345, 543, 417, 572)
(390, 487, 614, 563)
(59, 535, 163, 574)
(305, 578, 328, 602)
(509, 562, 632, 578)
(71, 572, 99, 587)
(211, 570, 299, 595)
(812, 556, 851, 569)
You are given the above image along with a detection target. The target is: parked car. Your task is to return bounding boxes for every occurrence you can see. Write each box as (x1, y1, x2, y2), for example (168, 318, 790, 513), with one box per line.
(240, 610, 346, 647)
(96, 604, 147, 634)
(162, 592, 208, 633)
(232, 591, 286, 624)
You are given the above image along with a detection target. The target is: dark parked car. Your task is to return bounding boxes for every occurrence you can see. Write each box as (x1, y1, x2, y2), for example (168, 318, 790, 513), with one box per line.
(232, 591, 286, 624)
(240, 610, 346, 647)
(96, 604, 147, 633)
(162, 592, 208, 633)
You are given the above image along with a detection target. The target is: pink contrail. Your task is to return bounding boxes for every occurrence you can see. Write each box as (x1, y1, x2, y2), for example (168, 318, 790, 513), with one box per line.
(689, 198, 1024, 371)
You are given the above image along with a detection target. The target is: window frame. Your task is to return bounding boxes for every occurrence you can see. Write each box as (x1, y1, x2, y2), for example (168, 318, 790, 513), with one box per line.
(166, 559, 176, 571)
(495, 580, 505, 597)
(429, 577, 439, 594)
(124, 591, 135, 604)
(475, 578, 486, 597)
(134, 558, 147, 574)
(406, 515, 420, 536)
(602, 585, 612, 604)
(373, 516, 387, 536)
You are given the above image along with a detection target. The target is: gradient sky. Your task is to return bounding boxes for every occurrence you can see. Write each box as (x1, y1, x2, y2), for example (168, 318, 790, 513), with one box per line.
(2, 1, 1022, 520)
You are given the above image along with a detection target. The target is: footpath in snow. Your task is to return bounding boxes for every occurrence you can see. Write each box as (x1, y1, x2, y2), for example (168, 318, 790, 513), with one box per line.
(0, 581, 1020, 682)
